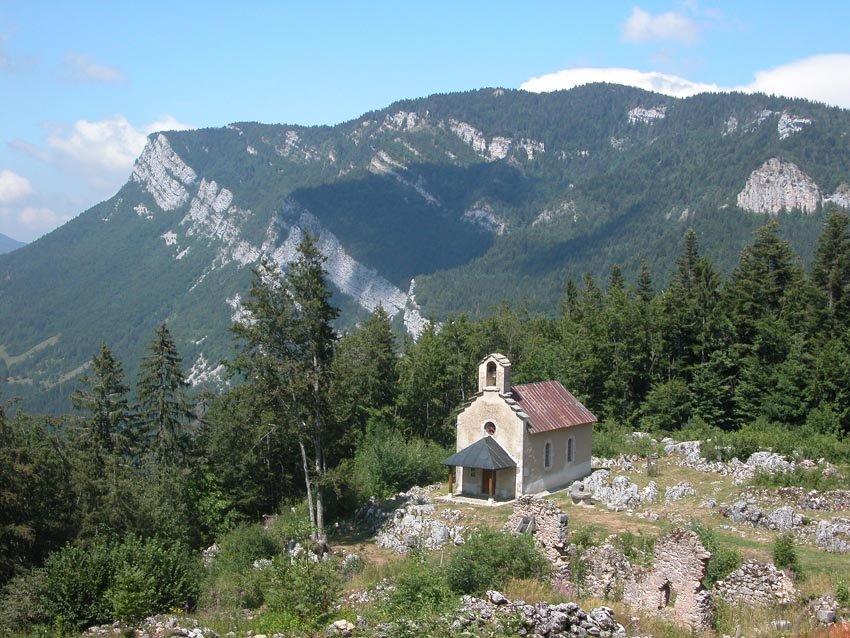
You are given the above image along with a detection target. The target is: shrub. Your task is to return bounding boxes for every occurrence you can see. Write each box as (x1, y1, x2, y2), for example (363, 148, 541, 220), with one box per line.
(352, 421, 448, 499)
(614, 531, 656, 567)
(591, 420, 664, 459)
(446, 529, 549, 595)
(836, 581, 850, 608)
(388, 553, 453, 617)
(40, 540, 115, 630)
(0, 569, 50, 634)
(772, 532, 804, 581)
(265, 555, 342, 623)
(37, 536, 198, 632)
(689, 521, 742, 588)
(107, 536, 199, 622)
(211, 522, 279, 574)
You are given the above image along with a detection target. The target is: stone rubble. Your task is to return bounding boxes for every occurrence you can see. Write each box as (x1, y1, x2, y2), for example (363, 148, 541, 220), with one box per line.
(452, 590, 626, 637)
(664, 482, 697, 502)
(572, 470, 656, 511)
(505, 495, 570, 568)
(713, 560, 798, 607)
(374, 486, 465, 553)
(721, 500, 805, 532)
(815, 518, 850, 553)
(82, 615, 219, 638)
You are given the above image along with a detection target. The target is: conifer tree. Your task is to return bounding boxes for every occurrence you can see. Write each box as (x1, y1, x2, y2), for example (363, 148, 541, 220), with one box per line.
(232, 234, 339, 541)
(70, 343, 137, 535)
(137, 323, 191, 463)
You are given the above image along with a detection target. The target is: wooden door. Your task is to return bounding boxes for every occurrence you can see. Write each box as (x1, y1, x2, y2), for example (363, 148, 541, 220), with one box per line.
(481, 469, 495, 496)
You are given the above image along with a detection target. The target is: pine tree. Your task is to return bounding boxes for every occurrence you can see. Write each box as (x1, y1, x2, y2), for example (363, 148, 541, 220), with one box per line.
(811, 209, 850, 334)
(137, 323, 191, 463)
(70, 343, 137, 535)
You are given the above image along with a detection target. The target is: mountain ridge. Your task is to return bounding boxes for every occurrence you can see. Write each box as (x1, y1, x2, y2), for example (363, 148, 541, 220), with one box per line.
(2, 83, 849, 413)
(0, 232, 25, 255)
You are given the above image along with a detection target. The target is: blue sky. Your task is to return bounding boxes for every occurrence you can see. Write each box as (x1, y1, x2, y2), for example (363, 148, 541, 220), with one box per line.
(2, 0, 850, 242)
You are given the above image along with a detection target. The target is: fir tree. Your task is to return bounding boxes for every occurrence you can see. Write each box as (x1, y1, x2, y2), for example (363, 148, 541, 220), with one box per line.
(137, 323, 191, 463)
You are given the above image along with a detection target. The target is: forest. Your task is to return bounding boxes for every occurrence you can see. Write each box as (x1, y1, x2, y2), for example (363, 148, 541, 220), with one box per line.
(3, 210, 850, 636)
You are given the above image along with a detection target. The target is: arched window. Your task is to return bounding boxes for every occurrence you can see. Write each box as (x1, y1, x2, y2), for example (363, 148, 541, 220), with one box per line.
(544, 442, 552, 469)
(567, 437, 574, 463)
(486, 361, 497, 387)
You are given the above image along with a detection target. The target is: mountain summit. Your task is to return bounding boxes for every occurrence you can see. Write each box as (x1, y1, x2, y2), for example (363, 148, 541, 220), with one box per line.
(1, 83, 849, 412)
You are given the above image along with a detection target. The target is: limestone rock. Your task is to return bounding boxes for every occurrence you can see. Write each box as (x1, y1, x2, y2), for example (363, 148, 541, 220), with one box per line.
(665, 482, 697, 502)
(815, 518, 850, 553)
(582, 544, 634, 599)
(131, 133, 197, 211)
(714, 560, 798, 607)
(736, 158, 821, 215)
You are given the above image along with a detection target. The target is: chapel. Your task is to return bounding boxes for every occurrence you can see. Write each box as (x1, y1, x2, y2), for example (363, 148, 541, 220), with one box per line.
(443, 353, 595, 499)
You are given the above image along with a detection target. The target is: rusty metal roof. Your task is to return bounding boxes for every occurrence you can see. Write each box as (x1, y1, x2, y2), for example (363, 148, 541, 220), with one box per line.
(511, 381, 596, 434)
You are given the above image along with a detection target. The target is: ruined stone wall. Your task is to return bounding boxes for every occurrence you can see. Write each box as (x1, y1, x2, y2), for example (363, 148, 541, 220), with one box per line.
(505, 495, 569, 568)
(713, 560, 797, 607)
(623, 528, 714, 630)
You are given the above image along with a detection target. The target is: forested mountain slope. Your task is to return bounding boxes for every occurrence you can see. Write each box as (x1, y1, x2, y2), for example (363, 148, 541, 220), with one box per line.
(2, 83, 849, 412)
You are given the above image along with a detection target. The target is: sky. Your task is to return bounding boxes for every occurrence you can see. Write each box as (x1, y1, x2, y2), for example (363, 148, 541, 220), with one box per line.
(1, 1, 850, 243)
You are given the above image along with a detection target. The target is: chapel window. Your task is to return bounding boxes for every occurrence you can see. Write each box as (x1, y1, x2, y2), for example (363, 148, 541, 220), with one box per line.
(486, 361, 497, 387)
(567, 437, 574, 463)
(544, 442, 552, 469)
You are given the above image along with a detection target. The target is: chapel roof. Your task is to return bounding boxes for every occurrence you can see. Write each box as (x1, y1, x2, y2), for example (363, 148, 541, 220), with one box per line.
(511, 380, 597, 434)
(442, 435, 517, 470)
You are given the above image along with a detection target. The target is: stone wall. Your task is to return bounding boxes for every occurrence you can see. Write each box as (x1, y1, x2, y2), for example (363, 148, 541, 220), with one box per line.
(623, 528, 714, 630)
(714, 560, 798, 607)
(505, 495, 569, 568)
(582, 543, 634, 599)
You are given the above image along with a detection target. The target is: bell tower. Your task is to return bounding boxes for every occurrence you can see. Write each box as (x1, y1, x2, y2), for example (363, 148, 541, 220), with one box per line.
(478, 353, 512, 393)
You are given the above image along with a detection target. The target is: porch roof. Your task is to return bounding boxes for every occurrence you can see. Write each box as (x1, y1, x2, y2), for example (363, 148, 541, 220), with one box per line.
(442, 436, 517, 470)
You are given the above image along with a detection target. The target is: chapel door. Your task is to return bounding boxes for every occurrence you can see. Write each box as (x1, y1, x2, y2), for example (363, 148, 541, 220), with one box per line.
(481, 469, 495, 496)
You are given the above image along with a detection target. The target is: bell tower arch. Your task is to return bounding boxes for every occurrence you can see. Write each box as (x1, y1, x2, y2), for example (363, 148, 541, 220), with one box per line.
(478, 353, 512, 393)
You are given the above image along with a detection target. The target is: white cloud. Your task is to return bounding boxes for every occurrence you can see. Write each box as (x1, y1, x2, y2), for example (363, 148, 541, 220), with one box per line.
(741, 54, 850, 107)
(45, 115, 193, 175)
(521, 67, 719, 98)
(63, 52, 126, 83)
(623, 7, 699, 45)
(0, 169, 32, 203)
(16, 206, 70, 231)
(520, 54, 850, 109)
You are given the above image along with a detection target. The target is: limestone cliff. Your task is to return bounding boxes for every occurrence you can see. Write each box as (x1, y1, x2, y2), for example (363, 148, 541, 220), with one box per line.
(736, 158, 821, 214)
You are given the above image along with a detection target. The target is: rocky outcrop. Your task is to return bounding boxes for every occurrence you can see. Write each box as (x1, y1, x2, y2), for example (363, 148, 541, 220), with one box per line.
(131, 134, 197, 211)
(721, 501, 804, 532)
(816, 518, 850, 553)
(368, 151, 439, 205)
(374, 487, 465, 553)
(271, 202, 429, 338)
(462, 201, 507, 235)
(452, 591, 625, 638)
(533, 200, 576, 226)
(628, 106, 667, 124)
(736, 158, 821, 214)
(665, 482, 697, 502)
(571, 470, 656, 511)
(624, 528, 714, 630)
(714, 560, 798, 607)
(778, 112, 811, 140)
(825, 183, 850, 209)
(447, 119, 542, 162)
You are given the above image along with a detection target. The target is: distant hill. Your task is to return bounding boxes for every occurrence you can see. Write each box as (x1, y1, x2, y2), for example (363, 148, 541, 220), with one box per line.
(0, 233, 25, 255)
(1, 83, 849, 412)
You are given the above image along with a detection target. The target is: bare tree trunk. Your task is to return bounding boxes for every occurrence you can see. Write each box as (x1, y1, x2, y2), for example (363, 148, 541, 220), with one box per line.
(313, 427, 325, 542)
(299, 438, 316, 540)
